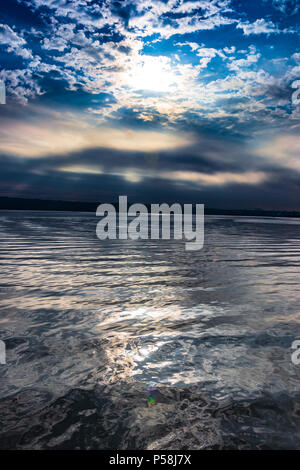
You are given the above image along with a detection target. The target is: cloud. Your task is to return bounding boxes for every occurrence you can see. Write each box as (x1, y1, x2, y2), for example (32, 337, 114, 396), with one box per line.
(0, 117, 193, 157)
(227, 47, 261, 71)
(236, 19, 278, 35)
(269, 0, 300, 15)
(22, 0, 235, 39)
(196, 47, 224, 67)
(0, 24, 33, 58)
(0, 0, 295, 131)
(255, 134, 300, 172)
(0, 69, 42, 104)
(41, 23, 93, 51)
(127, 0, 236, 38)
(176, 42, 202, 51)
(292, 53, 300, 63)
(57, 164, 268, 187)
(0, 0, 299, 209)
(160, 170, 268, 186)
(223, 46, 236, 55)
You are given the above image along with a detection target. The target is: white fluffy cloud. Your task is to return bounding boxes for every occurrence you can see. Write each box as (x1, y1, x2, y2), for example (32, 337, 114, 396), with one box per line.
(236, 19, 278, 35)
(0, 24, 33, 58)
(0, 68, 42, 104)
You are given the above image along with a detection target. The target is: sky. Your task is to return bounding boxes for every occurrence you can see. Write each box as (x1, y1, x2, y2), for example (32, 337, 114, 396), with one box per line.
(0, 0, 300, 209)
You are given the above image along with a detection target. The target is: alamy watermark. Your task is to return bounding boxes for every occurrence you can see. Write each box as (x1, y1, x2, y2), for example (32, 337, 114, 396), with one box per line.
(291, 80, 300, 118)
(0, 80, 6, 104)
(291, 340, 300, 365)
(0, 340, 6, 364)
(96, 196, 204, 251)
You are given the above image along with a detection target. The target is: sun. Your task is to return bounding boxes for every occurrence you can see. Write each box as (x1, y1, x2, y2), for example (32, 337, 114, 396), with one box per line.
(126, 55, 177, 93)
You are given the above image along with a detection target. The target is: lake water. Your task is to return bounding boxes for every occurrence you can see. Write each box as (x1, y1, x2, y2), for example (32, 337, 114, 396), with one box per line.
(0, 211, 300, 449)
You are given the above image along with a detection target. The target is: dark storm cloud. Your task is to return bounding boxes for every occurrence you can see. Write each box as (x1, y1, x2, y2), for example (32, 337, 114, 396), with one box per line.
(0, 148, 299, 209)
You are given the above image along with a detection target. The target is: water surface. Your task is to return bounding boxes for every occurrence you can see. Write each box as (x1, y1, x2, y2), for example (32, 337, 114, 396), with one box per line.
(0, 211, 299, 449)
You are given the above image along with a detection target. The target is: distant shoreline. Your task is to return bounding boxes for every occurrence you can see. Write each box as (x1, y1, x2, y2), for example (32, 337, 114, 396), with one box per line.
(0, 196, 299, 218)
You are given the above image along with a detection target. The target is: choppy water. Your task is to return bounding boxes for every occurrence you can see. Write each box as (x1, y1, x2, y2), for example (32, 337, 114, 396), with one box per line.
(0, 210, 300, 450)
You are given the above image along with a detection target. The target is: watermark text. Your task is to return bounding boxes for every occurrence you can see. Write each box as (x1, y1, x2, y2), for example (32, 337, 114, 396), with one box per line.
(96, 196, 204, 251)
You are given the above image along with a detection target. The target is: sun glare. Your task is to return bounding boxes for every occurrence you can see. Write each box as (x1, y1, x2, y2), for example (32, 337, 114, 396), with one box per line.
(126, 56, 177, 92)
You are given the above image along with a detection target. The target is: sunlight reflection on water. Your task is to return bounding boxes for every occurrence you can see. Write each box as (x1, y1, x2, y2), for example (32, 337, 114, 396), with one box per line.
(0, 211, 300, 449)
